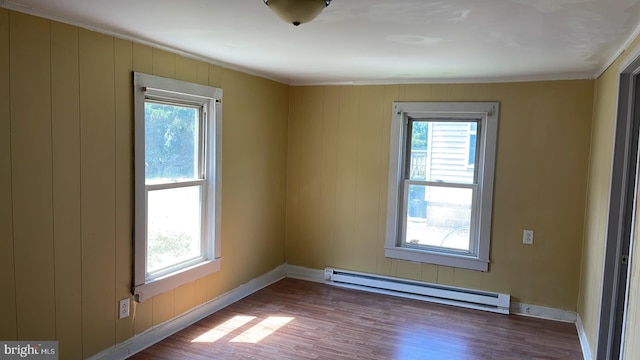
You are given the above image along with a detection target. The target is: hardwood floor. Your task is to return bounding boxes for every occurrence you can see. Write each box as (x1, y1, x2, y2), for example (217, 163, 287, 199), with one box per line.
(128, 278, 583, 360)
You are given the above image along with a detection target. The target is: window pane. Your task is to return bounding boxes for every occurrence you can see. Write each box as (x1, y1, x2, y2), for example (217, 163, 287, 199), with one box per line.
(468, 122, 477, 166)
(145, 102, 199, 183)
(147, 186, 202, 274)
(404, 184, 472, 251)
(468, 133, 477, 166)
(409, 121, 476, 184)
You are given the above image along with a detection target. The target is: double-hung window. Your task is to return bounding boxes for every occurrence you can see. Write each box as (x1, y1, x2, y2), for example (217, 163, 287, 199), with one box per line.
(385, 102, 498, 271)
(133, 72, 222, 301)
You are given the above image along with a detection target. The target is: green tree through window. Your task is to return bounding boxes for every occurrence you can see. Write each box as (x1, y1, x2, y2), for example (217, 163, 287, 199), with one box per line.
(144, 102, 198, 180)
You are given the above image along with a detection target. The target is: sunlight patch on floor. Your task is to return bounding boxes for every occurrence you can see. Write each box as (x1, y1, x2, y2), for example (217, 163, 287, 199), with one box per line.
(191, 315, 256, 343)
(230, 316, 295, 344)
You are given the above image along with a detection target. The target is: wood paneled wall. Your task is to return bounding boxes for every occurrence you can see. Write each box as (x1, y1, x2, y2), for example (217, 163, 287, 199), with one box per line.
(0, 9, 288, 358)
(287, 81, 594, 310)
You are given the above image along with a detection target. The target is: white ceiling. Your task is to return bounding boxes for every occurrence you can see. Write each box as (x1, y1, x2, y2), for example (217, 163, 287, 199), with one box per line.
(3, 0, 640, 85)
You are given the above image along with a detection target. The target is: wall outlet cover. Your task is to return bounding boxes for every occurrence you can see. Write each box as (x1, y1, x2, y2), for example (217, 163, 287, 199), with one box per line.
(119, 298, 130, 319)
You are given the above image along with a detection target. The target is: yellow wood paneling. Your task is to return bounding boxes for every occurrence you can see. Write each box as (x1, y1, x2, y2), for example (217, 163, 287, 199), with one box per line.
(203, 273, 217, 301)
(317, 86, 340, 268)
(272, 82, 289, 267)
(298, 87, 324, 268)
(256, 78, 287, 270)
(196, 61, 209, 86)
(132, 43, 152, 73)
(216, 69, 247, 286)
(375, 85, 399, 276)
(401, 84, 431, 101)
(174, 282, 197, 316)
(0, 7, 17, 341)
(431, 84, 448, 101)
(9, 11, 56, 340)
(133, 300, 153, 336)
(333, 87, 360, 268)
(453, 268, 482, 289)
(286, 87, 303, 264)
(436, 266, 454, 285)
(420, 264, 438, 283)
(79, 29, 116, 357)
(152, 48, 175, 78)
(176, 56, 198, 83)
(470, 83, 493, 100)
(208, 64, 222, 88)
(205, 69, 288, 288)
(353, 86, 384, 273)
(114, 37, 134, 344)
(152, 290, 175, 326)
(217, 70, 256, 283)
(395, 260, 422, 281)
(447, 84, 474, 101)
(51, 21, 83, 359)
(194, 276, 209, 306)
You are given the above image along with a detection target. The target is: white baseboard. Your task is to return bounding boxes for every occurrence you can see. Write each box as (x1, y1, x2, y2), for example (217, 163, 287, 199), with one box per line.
(509, 302, 577, 323)
(87, 264, 286, 360)
(576, 313, 593, 360)
(285, 263, 325, 283)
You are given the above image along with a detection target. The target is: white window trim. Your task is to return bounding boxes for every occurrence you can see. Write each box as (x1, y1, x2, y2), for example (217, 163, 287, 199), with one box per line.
(385, 102, 498, 272)
(133, 72, 223, 302)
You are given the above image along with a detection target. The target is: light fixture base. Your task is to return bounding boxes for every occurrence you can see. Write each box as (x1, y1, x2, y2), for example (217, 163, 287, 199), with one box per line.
(264, 0, 332, 26)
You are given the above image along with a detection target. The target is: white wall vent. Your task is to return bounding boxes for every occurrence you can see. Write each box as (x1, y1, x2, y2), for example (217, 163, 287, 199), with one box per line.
(324, 268, 510, 314)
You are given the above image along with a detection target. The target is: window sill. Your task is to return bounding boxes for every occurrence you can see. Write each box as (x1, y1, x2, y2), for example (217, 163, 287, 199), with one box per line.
(134, 257, 221, 302)
(385, 247, 488, 272)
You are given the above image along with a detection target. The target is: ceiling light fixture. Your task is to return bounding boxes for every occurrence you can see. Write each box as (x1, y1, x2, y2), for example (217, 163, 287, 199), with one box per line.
(263, 0, 332, 26)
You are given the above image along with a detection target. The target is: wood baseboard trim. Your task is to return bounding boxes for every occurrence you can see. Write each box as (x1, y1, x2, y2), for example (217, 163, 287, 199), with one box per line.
(576, 313, 593, 360)
(87, 264, 286, 360)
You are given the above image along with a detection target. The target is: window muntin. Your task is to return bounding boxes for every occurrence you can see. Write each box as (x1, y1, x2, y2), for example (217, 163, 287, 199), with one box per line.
(385, 102, 498, 272)
(133, 72, 222, 302)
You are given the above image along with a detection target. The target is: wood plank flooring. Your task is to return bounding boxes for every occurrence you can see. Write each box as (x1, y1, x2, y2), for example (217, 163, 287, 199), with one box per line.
(128, 278, 583, 360)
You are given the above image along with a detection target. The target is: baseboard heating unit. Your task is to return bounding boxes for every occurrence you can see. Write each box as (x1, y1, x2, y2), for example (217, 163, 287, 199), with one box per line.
(324, 268, 510, 314)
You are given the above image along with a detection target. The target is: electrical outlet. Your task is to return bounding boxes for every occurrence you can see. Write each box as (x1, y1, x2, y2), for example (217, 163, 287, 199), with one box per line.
(523, 229, 534, 245)
(119, 298, 130, 319)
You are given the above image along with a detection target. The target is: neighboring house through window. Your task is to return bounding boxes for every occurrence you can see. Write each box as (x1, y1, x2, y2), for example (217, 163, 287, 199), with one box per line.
(468, 122, 477, 166)
(133, 72, 222, 301)
(385, 102, 499, 271)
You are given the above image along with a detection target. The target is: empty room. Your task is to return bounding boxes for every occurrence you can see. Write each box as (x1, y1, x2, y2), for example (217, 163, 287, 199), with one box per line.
(2, 1, 640, 359)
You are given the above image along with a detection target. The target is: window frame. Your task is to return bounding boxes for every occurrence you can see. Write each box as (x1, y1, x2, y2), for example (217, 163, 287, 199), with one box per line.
(385, 102, 498, 272)
(133, 72, 223, 302)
